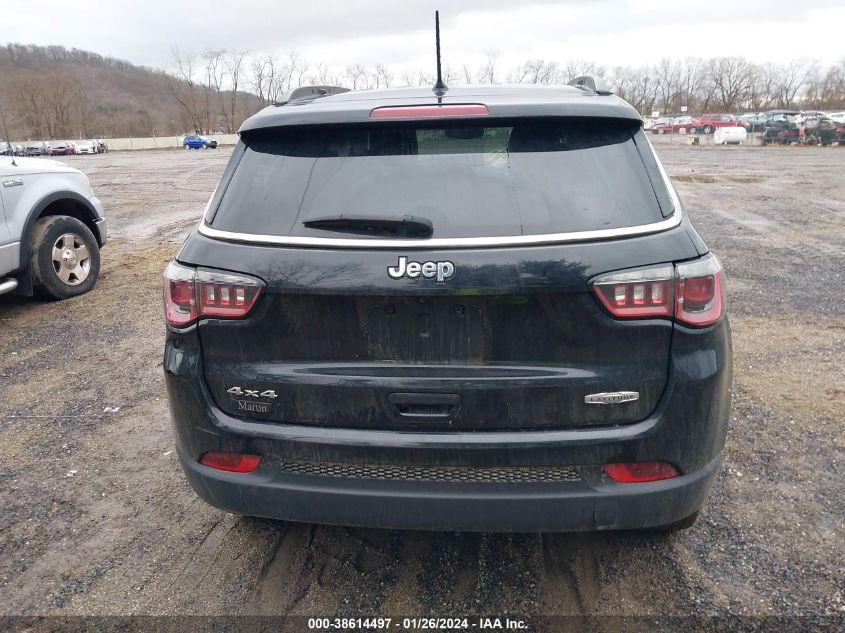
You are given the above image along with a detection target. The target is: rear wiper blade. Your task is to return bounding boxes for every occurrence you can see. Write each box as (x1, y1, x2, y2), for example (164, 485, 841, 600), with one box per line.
(302, 214, 433, 238)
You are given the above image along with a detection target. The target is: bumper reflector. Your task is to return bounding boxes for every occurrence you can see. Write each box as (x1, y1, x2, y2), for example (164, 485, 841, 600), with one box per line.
(200, 451, 262, 473)
(603, 461, 680, 483)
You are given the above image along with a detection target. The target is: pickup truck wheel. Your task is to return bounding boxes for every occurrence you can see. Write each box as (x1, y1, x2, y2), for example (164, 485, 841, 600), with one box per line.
(30, 215, 100, 300)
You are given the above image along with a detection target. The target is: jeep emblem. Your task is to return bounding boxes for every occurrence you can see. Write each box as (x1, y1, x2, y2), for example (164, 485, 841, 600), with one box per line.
(388, 256, 455, 283)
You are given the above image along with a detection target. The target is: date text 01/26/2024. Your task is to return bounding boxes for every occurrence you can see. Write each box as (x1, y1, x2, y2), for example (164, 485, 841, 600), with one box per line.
(307, 617, 528, 630)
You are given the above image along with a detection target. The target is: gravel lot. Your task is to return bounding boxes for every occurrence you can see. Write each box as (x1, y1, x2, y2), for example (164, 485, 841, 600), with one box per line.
(1, 142, 843, 631)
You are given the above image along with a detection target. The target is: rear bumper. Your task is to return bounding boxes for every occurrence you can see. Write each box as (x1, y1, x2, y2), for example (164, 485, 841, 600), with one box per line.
(165, 317, 731, 532)
(178, 448, 720, 532)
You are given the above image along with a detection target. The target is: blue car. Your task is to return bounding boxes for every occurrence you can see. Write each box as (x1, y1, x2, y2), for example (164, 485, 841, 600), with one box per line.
(182, 135, 217, 149)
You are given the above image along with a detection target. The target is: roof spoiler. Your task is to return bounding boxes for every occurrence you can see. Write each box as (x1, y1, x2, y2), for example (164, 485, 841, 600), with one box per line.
(568, 75, 613, 96)
(274, 85, 350, 107)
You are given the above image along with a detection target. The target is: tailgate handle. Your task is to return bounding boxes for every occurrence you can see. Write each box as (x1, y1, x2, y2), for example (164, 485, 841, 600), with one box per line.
(388, 393, 461, 421)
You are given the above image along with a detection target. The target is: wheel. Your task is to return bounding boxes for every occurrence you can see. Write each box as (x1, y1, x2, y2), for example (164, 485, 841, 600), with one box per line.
(704, 125, 713, 134)
(689, 127, 697, 134)
(184, 144, 190, 149)
(655, 510, 700, 532)
(658, 128, 665, 135)
(29, 215, 100, 300)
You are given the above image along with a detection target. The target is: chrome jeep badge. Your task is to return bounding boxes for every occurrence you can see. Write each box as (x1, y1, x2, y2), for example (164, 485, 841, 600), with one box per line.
(388, 256, 455, 283)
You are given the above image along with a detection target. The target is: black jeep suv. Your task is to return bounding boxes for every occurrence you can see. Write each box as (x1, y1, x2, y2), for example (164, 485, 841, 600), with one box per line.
(164, 83, 731, 532)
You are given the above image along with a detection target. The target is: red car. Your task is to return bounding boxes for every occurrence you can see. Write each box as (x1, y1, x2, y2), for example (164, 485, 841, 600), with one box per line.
(47, 141, 73, 156)
(691, 114, 748, 134)
(652, 116, 696, 134)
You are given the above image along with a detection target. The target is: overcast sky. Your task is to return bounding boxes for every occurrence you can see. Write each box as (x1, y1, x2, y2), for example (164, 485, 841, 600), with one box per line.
(2, 0, 843, 73)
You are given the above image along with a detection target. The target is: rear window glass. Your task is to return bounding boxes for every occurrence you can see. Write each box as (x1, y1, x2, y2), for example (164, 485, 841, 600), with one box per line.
(211, 118, 672, 239)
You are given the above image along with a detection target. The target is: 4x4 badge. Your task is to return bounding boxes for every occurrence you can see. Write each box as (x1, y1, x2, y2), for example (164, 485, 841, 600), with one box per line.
(388, 256, 455, 283)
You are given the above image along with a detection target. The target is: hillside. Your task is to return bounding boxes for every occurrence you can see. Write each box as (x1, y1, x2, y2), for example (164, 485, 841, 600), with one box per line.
(0, 44, 260, 140)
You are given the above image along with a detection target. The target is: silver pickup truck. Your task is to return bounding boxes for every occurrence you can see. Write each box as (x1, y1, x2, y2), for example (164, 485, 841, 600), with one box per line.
(0, 155, 106, 299)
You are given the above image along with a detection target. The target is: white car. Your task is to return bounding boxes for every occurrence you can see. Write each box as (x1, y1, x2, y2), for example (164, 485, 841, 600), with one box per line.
(827, 111, 845, 124)
(0, 155, 106, 299)
(75, 140, 98, 155)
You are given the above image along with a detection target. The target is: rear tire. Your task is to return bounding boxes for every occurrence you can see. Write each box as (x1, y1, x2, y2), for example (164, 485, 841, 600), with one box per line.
(704, 125, 713, 134)
(29, 215, 100, 300)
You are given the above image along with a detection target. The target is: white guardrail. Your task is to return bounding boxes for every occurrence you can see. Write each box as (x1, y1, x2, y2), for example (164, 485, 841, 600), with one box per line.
(104, 134, 240, 151)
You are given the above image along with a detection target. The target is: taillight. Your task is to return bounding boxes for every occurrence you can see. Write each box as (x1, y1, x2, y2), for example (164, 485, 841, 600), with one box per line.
(591, 254, 725, 327)
(199, 451, 262, 473)
(164, 262, 197, 326)
(163, 262, 264, 327)
(370, 104, 489, 119)
(675, 256, 725, 327)
(604, 461, 680, 483)
(592, 265, 674, 318)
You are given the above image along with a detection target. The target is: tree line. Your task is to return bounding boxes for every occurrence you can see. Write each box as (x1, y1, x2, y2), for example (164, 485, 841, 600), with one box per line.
(2, 42, 844, 141)
(169, 49, 845, 132)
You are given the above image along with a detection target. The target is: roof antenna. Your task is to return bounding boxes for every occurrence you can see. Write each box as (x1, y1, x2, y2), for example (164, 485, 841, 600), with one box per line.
(0, 106, 17, 166)
(432, 10, 448, 98)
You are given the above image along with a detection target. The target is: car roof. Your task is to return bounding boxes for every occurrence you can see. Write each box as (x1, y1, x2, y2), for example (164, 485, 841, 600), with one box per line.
(239, 85, 641, 133)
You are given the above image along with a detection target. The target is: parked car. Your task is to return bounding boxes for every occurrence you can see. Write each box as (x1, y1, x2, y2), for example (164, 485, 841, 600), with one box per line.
(738, 113, 768, 132)
(653, 116, 695, 134)
(25, 141, 50, 156)
(649, 116, 674, 133)
(0, 141, 13, 156)
(75, 140, 98, 155)
(182, 134, 216, 149)
(95, 139, 108, 153)
(690, 114, 747, 134)
(164, 83, 731, 533)
(0, 155, 107, 299)
(827, 111, 845, 124)
(760, 110, 801, 144)
(48, 141, 73, 156)
(803, 116, 844, 146)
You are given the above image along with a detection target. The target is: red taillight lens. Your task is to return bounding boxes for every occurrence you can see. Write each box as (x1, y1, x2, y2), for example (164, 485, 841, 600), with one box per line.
(675, 256, 725, 327)
(163, 262, 264, 327)
(199, 451, 262, 473)
(603, 461, 680, 483)
(370, 104, 489, 119)
(592, 265, 674, 318)
(591, 255, 725, 327)
(164, 263, 197, 327)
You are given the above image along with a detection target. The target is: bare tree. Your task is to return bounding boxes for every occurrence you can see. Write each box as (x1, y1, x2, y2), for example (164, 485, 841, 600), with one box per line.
(168, 47, 204, 133)
(461, 64, 474, 84)
(374, 64, 393, 88)
(224, 50, 247, 133)
(513, 59, 559, 84)
(345, 64, 369, 90)
(400, 68, 417, 87)
(708, 57, 755, 111)
(772, 59, 817, 108)
(478, 52, 498, 84)
(249, 54, 275, 105)
(202, 49, 226, 132)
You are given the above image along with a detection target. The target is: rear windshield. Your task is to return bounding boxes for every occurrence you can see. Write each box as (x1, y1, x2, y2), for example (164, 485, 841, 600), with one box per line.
(210, 118, 672, 239)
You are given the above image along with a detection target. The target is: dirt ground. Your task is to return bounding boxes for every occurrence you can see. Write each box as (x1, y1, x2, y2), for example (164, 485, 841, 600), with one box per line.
(1, 142, 843, 631)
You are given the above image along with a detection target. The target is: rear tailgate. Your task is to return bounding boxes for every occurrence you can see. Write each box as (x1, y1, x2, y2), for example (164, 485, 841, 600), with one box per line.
(182, 227, 699, 431)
